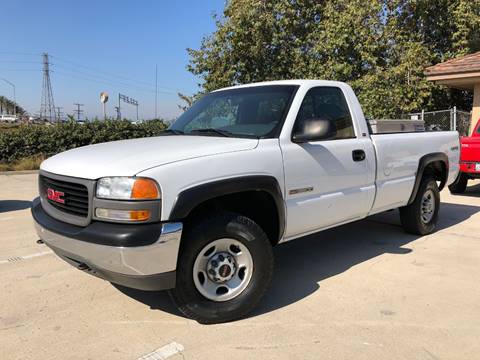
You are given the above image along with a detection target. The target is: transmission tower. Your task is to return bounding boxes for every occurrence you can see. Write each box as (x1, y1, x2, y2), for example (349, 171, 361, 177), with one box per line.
(39, 53, 57, 122)
(73, 103, 84, 121)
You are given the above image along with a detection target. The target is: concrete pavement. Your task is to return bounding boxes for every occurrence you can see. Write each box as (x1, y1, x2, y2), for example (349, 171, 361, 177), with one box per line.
(1, 173, 480, 359)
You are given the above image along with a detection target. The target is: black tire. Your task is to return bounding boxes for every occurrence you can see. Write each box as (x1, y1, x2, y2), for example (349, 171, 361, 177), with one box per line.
(400, 177, 440, 235)
(169, 212, 274, 324)
(448, 173, 468, 194)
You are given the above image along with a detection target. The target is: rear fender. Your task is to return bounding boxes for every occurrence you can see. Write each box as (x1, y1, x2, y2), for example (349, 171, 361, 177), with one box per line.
(407, 153, 448, 205)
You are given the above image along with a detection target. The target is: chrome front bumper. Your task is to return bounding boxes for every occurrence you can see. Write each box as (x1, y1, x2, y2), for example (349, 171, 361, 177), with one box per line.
(32, 198, 183, 290)
(34, 221, 183, 276)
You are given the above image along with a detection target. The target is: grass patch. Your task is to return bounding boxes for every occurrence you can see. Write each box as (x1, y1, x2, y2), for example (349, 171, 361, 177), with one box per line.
(0, 154, 45, 172)
(0, 123, 22, 132)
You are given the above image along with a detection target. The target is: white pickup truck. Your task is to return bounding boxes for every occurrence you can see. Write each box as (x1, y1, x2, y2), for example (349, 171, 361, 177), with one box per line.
(32, 80, 460, 324)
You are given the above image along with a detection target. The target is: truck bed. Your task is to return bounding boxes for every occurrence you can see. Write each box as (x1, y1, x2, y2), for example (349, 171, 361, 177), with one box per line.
(368, 131, 460, 214)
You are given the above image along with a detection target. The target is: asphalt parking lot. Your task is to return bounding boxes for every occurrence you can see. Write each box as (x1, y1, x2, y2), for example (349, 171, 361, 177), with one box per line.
(1, 172, 480, 360)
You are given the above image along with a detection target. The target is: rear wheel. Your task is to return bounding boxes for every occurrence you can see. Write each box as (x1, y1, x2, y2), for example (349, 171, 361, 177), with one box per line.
(400, 177, 440, 235)
(448, 173, 468, 194)
(170, 212, 274, 324)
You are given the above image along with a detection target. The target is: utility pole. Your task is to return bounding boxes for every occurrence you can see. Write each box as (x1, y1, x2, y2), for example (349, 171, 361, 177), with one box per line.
(155, 64, 158, 119)
(1, 78, 16, 118)
(40, 53, 56, 122)
(115, 106, 120, 120)
(73, 103, 84, 122)
(56, 106, 63, 123)
(118, 94, 121, 120)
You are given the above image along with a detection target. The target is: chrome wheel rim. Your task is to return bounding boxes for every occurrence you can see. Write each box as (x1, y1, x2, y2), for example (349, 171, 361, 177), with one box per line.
(421, 189, 435, 224)
(193, 238, 253, 302)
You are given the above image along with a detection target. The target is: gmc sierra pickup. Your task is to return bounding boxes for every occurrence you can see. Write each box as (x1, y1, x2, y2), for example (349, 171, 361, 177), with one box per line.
(32, 80, 460, 324)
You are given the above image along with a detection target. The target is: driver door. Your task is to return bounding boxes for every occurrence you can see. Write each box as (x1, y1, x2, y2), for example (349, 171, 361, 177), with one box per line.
(281, 86, 375, 239)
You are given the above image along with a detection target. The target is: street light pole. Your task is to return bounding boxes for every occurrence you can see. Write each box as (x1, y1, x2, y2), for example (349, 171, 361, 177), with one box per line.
(155, 64, 158, 119)
(1, 78, 16, 118)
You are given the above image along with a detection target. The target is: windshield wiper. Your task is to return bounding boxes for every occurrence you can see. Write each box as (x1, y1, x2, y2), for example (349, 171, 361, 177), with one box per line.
(163, 129, 184, 135)
(189, 128, 232, 137)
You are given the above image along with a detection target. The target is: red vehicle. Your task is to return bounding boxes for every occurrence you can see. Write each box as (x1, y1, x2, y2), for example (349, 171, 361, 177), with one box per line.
(449, 118, 480, 193)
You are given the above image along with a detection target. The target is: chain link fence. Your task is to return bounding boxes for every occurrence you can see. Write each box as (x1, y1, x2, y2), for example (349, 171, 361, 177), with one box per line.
(456, 110, 472, 136)
(404, 108, 472, 136)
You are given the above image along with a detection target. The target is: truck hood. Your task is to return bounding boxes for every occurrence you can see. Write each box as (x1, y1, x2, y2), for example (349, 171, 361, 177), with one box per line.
(460, 136, 480, 162)
(40, 135, 259, 179)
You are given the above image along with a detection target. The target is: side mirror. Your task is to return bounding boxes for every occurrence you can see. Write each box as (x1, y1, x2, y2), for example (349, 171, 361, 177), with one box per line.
(292, 118, 337, 143)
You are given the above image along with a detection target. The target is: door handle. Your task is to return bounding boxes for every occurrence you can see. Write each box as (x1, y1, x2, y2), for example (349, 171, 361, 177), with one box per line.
(352, 149, 366, 162)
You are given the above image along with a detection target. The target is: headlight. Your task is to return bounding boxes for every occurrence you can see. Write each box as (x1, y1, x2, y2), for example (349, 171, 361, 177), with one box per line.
(96, 177, 160, 200)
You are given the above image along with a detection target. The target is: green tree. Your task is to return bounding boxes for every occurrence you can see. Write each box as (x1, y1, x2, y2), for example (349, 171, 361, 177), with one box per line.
(187, 0, 323, 91)
(0, 96, 26, 116)
(177, 92, 197, 112)
(187, 0, 480, 118)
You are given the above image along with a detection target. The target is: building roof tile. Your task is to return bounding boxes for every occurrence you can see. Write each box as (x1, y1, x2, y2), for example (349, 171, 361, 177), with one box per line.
(425, 51, 480, 76)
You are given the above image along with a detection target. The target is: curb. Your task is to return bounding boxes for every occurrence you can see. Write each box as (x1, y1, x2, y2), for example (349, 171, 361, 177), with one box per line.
(0, 170, 39, 176)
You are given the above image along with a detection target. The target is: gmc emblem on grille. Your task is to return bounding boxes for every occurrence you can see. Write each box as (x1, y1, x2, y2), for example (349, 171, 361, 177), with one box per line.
(47, 188, 65, 204)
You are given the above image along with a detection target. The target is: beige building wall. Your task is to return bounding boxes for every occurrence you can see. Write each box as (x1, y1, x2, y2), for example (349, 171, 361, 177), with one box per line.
(472, 84, 480, 135)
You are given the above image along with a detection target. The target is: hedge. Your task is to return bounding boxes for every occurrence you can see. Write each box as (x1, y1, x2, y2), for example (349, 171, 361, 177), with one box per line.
(0, 120, 168, 163)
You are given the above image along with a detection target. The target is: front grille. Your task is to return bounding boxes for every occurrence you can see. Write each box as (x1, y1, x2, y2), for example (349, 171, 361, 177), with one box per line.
(40, 175, 89, 218)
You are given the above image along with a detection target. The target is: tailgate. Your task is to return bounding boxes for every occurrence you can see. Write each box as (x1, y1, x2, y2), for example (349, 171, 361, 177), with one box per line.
(461, 137, 480, 162)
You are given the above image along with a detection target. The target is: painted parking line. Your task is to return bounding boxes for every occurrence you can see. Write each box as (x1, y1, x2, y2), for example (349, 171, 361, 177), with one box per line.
(0, 250, 53, 265)
(137, 342, 184, 360)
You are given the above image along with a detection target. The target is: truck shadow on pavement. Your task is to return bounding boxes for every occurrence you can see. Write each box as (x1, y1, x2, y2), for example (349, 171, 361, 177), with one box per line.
(114, 201, 480, 320)
(454, 182, 480, 198)
(0, 200, 33, 213)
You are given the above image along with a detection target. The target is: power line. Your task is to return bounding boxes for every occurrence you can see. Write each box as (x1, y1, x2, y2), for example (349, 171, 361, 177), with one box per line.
(0, 51, 40, 56)
(53, 63, 157, 89)
(50, 54, 180, 92)
(53, 70, 177, 95)
(53, 70, 159, 94)
(0, 69, 42, 72)
(0, 60, 40, 63)
(1, 52, 190, 119)
(52, 65, 162, 93)
(51, 55, 152, 85)
(1, 53, 184, 93)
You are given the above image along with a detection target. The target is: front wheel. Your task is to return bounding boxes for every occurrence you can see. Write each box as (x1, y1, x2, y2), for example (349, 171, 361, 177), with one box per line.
(170, 212, 274, 324)
(400, 176, 440, 235)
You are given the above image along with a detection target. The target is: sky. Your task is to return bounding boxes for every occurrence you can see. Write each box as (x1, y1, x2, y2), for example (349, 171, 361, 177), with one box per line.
(0, 0, 226, 120)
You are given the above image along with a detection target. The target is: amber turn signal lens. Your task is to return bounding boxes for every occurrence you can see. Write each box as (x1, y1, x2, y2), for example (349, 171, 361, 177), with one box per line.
(129, 210, 150, 221)
(95, 208, 151, 222)
(131, 178, 160, 200)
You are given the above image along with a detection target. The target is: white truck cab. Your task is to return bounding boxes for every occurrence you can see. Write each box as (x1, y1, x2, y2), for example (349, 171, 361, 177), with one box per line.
(32, 80, 460, 323)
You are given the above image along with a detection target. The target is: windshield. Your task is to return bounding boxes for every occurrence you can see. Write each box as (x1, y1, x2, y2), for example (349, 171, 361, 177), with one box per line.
(169, 85, 298, 138)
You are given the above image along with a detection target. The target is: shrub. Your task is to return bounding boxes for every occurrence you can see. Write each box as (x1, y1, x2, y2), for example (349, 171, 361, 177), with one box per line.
(0, 119, 168, 163)
(0, 154, 45, 171)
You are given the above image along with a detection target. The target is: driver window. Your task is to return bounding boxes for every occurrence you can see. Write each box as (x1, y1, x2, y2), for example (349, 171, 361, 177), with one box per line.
(294, 87, 355, 140)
